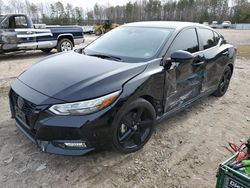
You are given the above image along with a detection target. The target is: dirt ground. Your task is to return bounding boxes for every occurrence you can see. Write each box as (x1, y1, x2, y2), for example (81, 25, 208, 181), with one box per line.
(0, 29, 250, 188)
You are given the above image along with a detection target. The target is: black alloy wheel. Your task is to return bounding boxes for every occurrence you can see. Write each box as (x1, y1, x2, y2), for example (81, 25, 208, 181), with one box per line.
(213, 66, 232, 97)
(112, 98, 156, 153)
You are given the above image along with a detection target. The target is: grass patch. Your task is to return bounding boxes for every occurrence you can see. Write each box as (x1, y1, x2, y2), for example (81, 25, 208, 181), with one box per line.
(236, 45, 250, 59)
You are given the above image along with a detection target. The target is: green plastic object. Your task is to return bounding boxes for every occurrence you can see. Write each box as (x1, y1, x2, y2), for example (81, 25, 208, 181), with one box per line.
(216, 153, 250, 188)
(241, 160, 250, 175)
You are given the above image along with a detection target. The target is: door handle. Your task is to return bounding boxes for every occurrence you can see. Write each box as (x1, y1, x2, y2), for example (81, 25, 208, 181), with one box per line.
(222, 51, 229, 56)
(26, 31, 33, 34)
(193, 61, 205, 66)
(193, 54, 205, 66)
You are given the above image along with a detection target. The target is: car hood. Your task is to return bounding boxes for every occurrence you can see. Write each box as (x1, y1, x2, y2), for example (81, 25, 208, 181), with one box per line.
(18, 51, 147, 102)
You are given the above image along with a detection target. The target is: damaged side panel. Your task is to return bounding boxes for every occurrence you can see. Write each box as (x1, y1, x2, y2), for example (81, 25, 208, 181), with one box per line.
(0, 29, 18, 52)
(0, 28, 54, 52)
(164, 60, 203, 111)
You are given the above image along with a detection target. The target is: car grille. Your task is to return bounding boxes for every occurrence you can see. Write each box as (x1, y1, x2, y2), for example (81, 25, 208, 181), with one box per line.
(9, 89, 37, 128)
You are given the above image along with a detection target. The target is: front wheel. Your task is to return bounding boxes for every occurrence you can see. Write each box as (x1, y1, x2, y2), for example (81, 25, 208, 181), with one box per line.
(112, 98, 156, 154)
(213, 66, 232, 97)
(57, 38, 73, 52)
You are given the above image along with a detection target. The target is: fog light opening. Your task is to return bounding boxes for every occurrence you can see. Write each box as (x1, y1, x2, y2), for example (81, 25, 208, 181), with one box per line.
(64, 142, 87, 148)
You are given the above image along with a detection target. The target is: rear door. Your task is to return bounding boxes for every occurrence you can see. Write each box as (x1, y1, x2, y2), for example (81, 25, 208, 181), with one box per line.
(164, 28, 205, 111)
(197, 28, 228, 91)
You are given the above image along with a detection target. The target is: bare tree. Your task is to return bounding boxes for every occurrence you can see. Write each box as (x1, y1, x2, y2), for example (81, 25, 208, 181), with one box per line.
(1, 0, 249, 25)
(7, 0, 25, 14)
(0, 0, 3, 14)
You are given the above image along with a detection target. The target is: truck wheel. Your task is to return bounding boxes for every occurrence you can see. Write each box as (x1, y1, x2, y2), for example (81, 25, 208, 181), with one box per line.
(57, 38, 73, 52)
(41, 48, 53, 53)
(95, 29, 102, 36)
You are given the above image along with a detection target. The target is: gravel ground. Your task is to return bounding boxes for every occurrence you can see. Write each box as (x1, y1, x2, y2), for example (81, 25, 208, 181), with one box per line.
(0, 29, 250, 188)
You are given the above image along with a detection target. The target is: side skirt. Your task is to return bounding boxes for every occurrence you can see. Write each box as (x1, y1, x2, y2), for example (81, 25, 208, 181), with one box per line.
(156, 89, 216, 123)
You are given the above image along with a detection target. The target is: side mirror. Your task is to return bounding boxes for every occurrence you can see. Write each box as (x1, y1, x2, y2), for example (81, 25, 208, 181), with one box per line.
(170, 50, 194, 62)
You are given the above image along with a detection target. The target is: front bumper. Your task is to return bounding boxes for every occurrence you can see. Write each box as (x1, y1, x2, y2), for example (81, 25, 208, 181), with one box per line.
(9, 80, 116, 156)
(15, 117, 95, 155)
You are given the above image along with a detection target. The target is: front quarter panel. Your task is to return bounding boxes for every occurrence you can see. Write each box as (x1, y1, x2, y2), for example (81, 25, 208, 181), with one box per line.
(120, 58, 165, 115)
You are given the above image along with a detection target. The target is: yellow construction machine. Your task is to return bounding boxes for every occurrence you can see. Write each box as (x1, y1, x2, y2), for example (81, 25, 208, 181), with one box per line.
(94, 20, 119, 36)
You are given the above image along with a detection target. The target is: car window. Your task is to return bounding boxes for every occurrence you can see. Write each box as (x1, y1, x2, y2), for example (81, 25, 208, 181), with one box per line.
(199, 28, 218, 50)
(1, 18, 9, 29)
(14, 16, 28, 28)
(0, 15, 5, 22)
(213, 31, 220, 45)
(170, 28, 199, 54)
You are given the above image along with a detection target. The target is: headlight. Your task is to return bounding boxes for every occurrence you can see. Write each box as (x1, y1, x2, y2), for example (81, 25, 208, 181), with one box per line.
(49, 90, 121, 115)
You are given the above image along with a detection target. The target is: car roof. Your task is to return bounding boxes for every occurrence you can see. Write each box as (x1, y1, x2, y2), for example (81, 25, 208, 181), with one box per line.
(0, 14, 27, 17)
(123, 21, 210, 30)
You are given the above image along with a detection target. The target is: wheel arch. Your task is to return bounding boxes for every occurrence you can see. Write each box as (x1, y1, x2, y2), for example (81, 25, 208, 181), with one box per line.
(57, 34, 74, 46)
(140, 95, 163, 116)
(228, 63, 234, 75)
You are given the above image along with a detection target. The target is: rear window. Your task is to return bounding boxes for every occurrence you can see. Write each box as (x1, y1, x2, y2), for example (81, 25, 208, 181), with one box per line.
(199, 28, 218, 50)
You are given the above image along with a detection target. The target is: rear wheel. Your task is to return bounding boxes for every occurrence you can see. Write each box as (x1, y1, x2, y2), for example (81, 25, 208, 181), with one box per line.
(57, 38, 73, 52)
(112, 98, 156, 153)
(41, 48, 53, 53)
(213, 66, 232, 97)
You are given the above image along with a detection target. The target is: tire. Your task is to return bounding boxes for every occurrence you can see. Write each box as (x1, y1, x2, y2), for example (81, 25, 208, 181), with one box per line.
(213, 66, 232, 97)
(41, 48, 53, 53)
(112, 98, 156, 154)
(95, 29, 102, 36)
(57, 38, 73, 52)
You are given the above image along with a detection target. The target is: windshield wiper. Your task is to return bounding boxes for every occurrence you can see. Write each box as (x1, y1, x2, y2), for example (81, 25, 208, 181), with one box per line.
(87, 54, 123, 62)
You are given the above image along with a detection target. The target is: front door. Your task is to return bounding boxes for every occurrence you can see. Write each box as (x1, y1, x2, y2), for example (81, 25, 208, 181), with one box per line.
(164, 28, 205, 112)
(0, 15, 18, 51)
(10, 15, 37, 50)
(1, 15, 37, 51)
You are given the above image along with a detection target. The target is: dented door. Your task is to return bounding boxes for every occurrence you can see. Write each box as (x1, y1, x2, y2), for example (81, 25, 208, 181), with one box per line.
(163, 28, 204, 111)
(164, 57, 204, 111)
(0, 15, 18, 52)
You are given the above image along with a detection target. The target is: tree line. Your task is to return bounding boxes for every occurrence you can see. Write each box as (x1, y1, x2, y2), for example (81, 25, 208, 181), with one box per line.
(0, 0, 250, 25)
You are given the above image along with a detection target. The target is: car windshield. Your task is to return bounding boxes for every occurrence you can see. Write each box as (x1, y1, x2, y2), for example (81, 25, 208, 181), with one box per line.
(84, 26, 174, 62)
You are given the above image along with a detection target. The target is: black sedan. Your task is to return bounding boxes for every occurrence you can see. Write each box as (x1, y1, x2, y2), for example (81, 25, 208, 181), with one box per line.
(9, 21, 236, 155)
